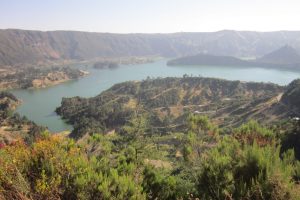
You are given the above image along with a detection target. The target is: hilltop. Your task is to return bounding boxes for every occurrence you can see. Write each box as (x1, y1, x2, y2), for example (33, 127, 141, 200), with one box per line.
(56, 76, 288, 138)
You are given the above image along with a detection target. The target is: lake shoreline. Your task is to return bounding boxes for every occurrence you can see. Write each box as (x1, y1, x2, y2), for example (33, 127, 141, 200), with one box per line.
(10, 59, 300, 132)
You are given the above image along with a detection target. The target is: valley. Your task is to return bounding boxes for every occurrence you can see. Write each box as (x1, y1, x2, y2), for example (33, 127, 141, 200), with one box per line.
(2, 29, 300, 68)
(3, 0, 300, 198)
(2, 30, 300, 200)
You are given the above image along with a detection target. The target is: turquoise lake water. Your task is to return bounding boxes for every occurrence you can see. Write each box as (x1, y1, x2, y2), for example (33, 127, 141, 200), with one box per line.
(11, 59, 300, 132)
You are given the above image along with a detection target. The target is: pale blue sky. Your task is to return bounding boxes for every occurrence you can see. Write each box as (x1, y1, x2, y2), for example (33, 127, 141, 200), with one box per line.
(1, 0, 300, 33)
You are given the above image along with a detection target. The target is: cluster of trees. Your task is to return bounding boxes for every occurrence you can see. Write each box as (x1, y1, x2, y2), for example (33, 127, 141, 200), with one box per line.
(93, 61, 119, 69)
(1, 113, 300, 199)
(128, 114, 300, 199)
(0, 133, 145, 200)
(61, 66, 85, 79)
(93, 57, 156, 70)
(0, 92, 18, 119)
(0, 92, 23, 125)
(56, 94, 135, 138)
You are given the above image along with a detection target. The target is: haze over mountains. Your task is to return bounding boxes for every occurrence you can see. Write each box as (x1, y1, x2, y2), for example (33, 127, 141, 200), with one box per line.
(257, 45, 300, 64)
(2, 29, 300, 67)
(168, 45, 300, 69)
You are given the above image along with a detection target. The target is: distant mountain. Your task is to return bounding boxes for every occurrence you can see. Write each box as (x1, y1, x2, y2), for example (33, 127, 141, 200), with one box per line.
(2, 29, 300, 67)
(167, 54, 251, 66)
(257, 45, 300, 64)
(168, 45, 300, 70)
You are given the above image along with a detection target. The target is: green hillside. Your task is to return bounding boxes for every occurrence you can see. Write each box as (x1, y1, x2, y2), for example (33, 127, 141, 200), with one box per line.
(56, 77, 285, 138)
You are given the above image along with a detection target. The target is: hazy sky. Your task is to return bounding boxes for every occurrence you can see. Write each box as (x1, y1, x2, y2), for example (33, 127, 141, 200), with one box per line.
(1, 0, 300, 33)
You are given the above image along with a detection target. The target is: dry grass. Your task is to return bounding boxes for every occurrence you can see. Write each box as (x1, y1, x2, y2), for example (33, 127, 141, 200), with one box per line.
(144, 159, 172, 169)
(124, 98, 137, 109)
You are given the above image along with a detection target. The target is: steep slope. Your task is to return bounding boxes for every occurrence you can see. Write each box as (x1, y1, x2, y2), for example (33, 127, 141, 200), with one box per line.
(2, 29, 300, 67)
(280, 79, 300, 115)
